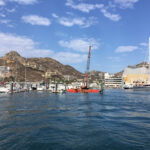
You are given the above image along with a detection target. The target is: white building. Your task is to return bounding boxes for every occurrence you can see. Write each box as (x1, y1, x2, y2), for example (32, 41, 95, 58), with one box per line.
(0, 66, 10, 78)
(123, 66, 149, 85)
(104, 73, 122, 87)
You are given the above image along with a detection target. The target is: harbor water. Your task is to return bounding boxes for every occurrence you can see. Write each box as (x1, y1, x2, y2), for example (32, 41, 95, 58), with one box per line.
(0, 90, 150, 150)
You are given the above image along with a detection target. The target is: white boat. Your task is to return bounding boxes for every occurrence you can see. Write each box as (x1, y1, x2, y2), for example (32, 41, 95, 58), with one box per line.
(0, 86, 10, 93)
(123, 84, 133, 89)
(37, 86, 45, 91)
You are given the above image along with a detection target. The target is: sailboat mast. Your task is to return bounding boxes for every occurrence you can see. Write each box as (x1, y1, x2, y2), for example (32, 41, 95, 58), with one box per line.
(148, 37, 150, 84)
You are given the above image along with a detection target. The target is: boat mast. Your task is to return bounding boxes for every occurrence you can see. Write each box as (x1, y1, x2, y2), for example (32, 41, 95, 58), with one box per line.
(148, 37, 150, 84)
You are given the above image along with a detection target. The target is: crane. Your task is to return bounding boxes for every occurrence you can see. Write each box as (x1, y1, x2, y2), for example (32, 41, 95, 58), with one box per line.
(84, 46, 91, 88)
(67, 45, 102, 93)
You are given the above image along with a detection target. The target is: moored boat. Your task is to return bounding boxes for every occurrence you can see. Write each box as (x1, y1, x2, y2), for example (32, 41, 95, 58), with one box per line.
(123, 84, 133, 89)
(0, 86, 10, 93)
(67, 88, 100, 93)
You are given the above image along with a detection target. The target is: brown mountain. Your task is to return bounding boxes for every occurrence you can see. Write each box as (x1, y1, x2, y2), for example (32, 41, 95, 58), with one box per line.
(0, 51, 83, 82)
(89, 70, 105, 81)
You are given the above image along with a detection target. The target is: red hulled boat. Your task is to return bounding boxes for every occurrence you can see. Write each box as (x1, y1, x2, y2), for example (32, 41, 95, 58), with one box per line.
(67, 88, 100, 93)
(67, 46, 103, 94)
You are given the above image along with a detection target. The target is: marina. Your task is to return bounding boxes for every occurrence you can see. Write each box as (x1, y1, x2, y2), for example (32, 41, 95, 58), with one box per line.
(0, 0, 150, 149)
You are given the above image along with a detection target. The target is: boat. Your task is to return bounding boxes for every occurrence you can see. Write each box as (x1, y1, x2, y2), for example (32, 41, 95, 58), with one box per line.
(67, 46, 103, 93)
(133, 37, 150, 90)
(0, 86, 10, 93)
(123, 83, 133, 89)
(133, 84, 150, 90)
(67, 88, 99, 93)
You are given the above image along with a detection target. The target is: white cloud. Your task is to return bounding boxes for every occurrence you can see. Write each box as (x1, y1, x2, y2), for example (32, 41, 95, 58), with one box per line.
(140, 42, 148, 47)
(8, 0, 38, 5)
(0, 0, 5, 6)
(0, 13, 6, 17)
(53, 52, 87, 64)
(114, 0, 139, 9)
(101, 8, 121, 21)
(59, 38, 99, 52)
(65, 0, 121, 22)
(0, 32, 86, 64)
(66, 0, 104, 13)
(59, 17, 97, 28)
(52, 14, 97, 28)
(0, 19, 14, 27)
(6, 8, 16, 13)
(0, 19, 10, 24)
(107, 56, 120, 62)
(22, 15, 51, 26)
(52, 13, 58, 18)
(0, 32, 47, 57)
(115, 46, 138, 53)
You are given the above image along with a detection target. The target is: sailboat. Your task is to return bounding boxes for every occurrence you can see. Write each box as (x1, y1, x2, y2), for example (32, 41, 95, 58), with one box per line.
(133, 37, 150, 90)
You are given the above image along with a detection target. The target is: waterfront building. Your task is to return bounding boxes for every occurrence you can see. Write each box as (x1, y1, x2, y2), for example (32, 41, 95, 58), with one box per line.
(44, 71, 58, 78)
(123, 66, 149, 85)
(104, 73, 122, 87)
(0, 66, 11, 79)
(26, 62, 37, 69)
(63, 75, 75, 81)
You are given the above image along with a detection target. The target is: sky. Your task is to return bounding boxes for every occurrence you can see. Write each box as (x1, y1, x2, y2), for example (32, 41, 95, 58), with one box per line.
(0, 0, 150, 73)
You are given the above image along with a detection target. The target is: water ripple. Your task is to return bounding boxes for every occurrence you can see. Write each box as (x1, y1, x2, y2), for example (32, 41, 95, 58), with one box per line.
(0, 90, 150, 150)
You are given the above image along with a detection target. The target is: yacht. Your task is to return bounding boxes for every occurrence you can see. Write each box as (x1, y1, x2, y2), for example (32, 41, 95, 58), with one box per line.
(123, 83, 133, 89)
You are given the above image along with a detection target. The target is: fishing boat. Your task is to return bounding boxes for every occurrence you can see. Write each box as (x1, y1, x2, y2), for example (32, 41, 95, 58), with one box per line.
(67, 46, 103, 93)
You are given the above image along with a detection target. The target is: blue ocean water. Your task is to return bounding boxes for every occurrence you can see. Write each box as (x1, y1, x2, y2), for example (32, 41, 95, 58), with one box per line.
(0, 90, 150, 150)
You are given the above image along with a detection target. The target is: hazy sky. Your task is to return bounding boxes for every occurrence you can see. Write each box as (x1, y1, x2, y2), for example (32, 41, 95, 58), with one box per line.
(0, 0, 149, 73)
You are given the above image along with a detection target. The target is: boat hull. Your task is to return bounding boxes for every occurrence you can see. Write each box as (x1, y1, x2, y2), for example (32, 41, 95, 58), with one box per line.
(133, 85, 150, 90)
(67, 89, 100, 93)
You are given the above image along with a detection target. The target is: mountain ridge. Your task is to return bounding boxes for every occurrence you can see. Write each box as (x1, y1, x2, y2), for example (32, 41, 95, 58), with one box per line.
(0, 51, 83, 82)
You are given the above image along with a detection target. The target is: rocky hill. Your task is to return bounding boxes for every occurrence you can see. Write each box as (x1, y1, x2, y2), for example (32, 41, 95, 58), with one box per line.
(114, 70, 124, 78)
(135, 62, 148, 67)
(1, 51, 148, 82)
(89, 70, 105, 81)
(0, 51, 83, 82)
